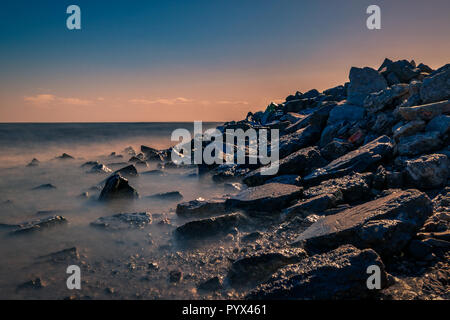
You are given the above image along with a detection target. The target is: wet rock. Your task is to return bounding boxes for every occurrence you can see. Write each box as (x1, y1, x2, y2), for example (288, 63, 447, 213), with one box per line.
(420, 64, 450, 103)
(303, 135, 393, 185)
(81, 161, 100, 168)
(404, 154, 449, 189)
(98, 174, 139, 201)
(426, 115, 450, 137)
(37, 247, 80, 263)
(56, 153, 74, 160)
(26, 158, 39, 167)
(176, 199, 227, 218)
(247, 245, 389, 300)
(169, 270, 183, 283)
(292, 189, 433, 255)
(284, 104, 336, 134)
(282, 193, 342, 219)
(112, 165, 138, 177)
(364, 84, 409, 113)
(227, 248, 307, 288)
(284, 98, 316, 113)
(147, 191, 183, 201)
(87, 163, 112, 174)
(11, 216, 67, 235)
(347, 66, 388, 106)
(91, 212, 152, 230)
(327, 103, 365, 124)
(320, 139, 352, 161)
(198, 276, 223, 292)
(397, 131, 442, 156)
(32, 183, 56, 190)
(243, 146, 326, 187)
(392, 120, 426, 142)
(175, 212, 248, 240)
(266, 175, 301, 186)
(398, 99, 450, 121)
(225, 183, 303, 212)
(278, 125, 322, 158)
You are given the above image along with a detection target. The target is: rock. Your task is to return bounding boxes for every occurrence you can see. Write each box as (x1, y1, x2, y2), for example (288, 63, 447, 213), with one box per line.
(408, 239, 433, 260)
(37, 247, 80, 263)
(112, 165, 138, 177)
(379, 59, 421, 84)
(392, 120, 426, 142)
(302, 89, 320, 99)
(320, 139, 352, 161)
(227, 248, 307, 288)
(303, 135, 393, 185)
(404, 154, 449, 189)
(91, 212, 152, 230)
(87, 163, 112, 174)
(364, 84, 409, 113)
(397, 131, 442, 156)
(197, 277, 223, 292)
(284, 98, 316, 113)
(11, 216, 67, 235)
(284, 104, 336, 134)
(347, 67, 388, 106)
(225, 183, 303, 212)
(176, 199, 227, 218)
(169, 270, 183, 283)
(98, 174, 139, 201)
(282, 193, 342, 219)
(398, 99, 450, 121)
(147, 191, 183, 201)
(426, 115, 450, 137)
(266, 175, 301, 186)
(327, 103, 366, 124)
(56, 153, 74, 160)
(292, 189, 433, 255)
(241, 231, 263, 242)
(278, 124, 322, 158)
(18, 278, 46, 290)
(32, 183, 56, 190)
(246, 245, 389, 300)
(26, 158, 39, 167)
(175, 212, 248, 240)
(243, 146, 326, 187)
(323, 85, 346, 100)
(81, 161, 100, 168)
(141, 169, 167, 176)
(420, 64, 450, 103)
(141, 145, 164, 161)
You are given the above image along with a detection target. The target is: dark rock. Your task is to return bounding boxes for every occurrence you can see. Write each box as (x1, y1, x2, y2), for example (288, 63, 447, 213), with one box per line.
(87, 163, 112, 174)
(408, 240, 433, 260)
(364, 84, 409, 113)
(420, 64, 450, 103)
(398, 99, 450, 121)
(347, 67, 388, 106)
(266, 175, 301, 186)
(292, 189, 433, 255)
(284, 98, 316, 113)
(81, 161, 100, 168)
(278, 125, 322, 158)
(141, 145, 164, 162)
(32, 183, 56, 190)
(18, 278, 46, 290)
(26, 158, 39, 167)
(37, 247, 80, 263)
(225, 183, 303, 212)
(302, 89, 320, 99)
(141, 169, 167, 176)
(147, 191, 183, 201)
(112, 165, 138, 177)
(426, 115, 450, 137)
(56, 153, 74, 160)
(397, 131, 442, 156)
(282, 193, 342, 219)
(176, 199, 227, 218)
(303, 135, 393, 185)
(123, 146, 136, 156)
(392, 120, 426, 142)
(320, 139, 352, 161)
(98, 174, 139, 201)
(169, 270, 183, 283)
(404, 154, 449, 189)
(246, 245, 389, 300)
(11, 216, 67, 235)
(379, 59, 421, 84)
(198, 277, 223, 292)
(241, 231, 263, 242)
(91, 212, 152, 230)
(327, 103, 365, 124)
(227, 248, 307, 288)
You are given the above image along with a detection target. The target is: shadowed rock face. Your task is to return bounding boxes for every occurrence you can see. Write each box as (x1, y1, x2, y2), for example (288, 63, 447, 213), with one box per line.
(404, 154, 449, 189)
(225, 183, 303, 212)
(420, 64, 450, 103)
(303, 135, 393, 185)
(292, 189, 433, 255)
(98, 174, 139, 201)
(397, 131, 442, 156)
(176, 199, 227, 218)
(246, 245, 389, 300)
(347, 67, 388, 106)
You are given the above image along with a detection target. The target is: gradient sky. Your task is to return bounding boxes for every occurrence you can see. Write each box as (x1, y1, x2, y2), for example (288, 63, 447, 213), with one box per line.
(1, 0, 450, 122)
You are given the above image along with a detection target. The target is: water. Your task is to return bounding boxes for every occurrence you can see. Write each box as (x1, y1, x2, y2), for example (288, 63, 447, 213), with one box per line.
(0, 122, 245, 299)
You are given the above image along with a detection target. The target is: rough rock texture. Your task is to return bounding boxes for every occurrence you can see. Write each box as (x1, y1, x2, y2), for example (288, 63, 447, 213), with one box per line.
(420, 64, 450, 103)
(246, 245, 389, 300)
(327, 103, 365, 124)
(392, 120, 426, 142)
(404, 154, 449, 189)
(396, 131, 442, 156)
(91, 212, 152, 230)
(11, 216, 67, 235)
(176, 199, 227, 218)
(364, 84, 409, 113)
(98, 174, 139, 201)
(426, 115, 450, 137)
(398, 100, 450, 121)
(347, 67, 388, 106)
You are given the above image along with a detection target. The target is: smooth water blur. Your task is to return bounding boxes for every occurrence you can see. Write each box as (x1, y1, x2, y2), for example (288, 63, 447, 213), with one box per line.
(0, 122, 234, 299)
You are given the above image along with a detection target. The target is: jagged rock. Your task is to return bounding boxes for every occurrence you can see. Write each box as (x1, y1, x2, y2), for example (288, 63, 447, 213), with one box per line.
(397, 131, 442, 156)
(398, 99, 450, 121)
(91, 212, 152, 230)
(18, 278, 46, 290)
(56, 153, 74, 160)
(278, 125, 322, 158)
(404, 154, 449, 189)
(379, 59, 421, 84)
(123, 146, 136, 156)
(112, 165, 138, 177)
(323, 85, 346, 100)
(282, 193, 342, 219)
(87, 163, 112, 174)
(370, 112, 397, 135)
(147, 191, 183, 201)
(320, 139, 352, 161)
(141, 145, 164, 161)
(266, 175, 301, 186)
(176, 199, 227, 218)
(303, 135, 393, 185)
(327, 103, 365, 124)
(81, 161, 100, 168)
(243, 146, 326, 187)
(227, 248, 307, 288)
(420, 64, 450, 103)
(284, 104, 336, 134)
(98, 174, 139, 201)
(175, 212, 248, 239)
(347, 67, 388, 106)
(292, 189, 432, 255)
(32, 183, 56, 190)
(246, 245, 389, 300)
(392, 120, 426, 142)
(225, 183, 303, 212)
(11, 216, 67, 235)
(364, 84, 409, 113)
(284, 98, 316, 113)
(426, 115, 450, 137)
(26, 158, 39, 167)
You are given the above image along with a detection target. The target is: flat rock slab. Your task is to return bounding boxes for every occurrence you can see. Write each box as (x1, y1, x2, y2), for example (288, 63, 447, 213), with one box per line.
(398, 99, 450, 121)
(175, 212, 248, 240)
(303, 135, 393, 185)
(292, 189, 433, 255)
(225, 183, 303, 212)
(176, 199, 228, 218)
(147, 191, 183, 201)
(10, 216, 67, 235)
(397, 131, 442, 156)
(91, 212, 152, 231)
(246, 245, 389, 300)
(404, 153, 449, 189)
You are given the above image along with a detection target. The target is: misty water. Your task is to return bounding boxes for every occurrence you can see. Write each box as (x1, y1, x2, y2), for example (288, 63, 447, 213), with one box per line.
(0, 122, 245, 299)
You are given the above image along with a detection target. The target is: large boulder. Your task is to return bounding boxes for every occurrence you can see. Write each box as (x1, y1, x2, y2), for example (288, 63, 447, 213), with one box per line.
(363, 84, 409, 113)
(398, 100, 450, 121)
(303, 135, 393, 185)
(292, 189, 433, 255)
(278, 125, 322, 158)
(396, 131, 442, 156)
(378, 59, 421, 85)
(225, 183, 303, 212)
(347, 67, 388, 106)
(426, 115, 450, 137)
(420, 64, 450, 103)
(392, 120, 426, 142)
(98, 174, 139, 201)
(246, 245, 389, 300)
(404, 154, 449, 189)
(327, 103, 365, 124)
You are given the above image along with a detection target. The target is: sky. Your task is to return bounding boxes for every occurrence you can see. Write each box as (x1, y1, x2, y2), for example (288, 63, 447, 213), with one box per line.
(0, 0, 449, 122)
